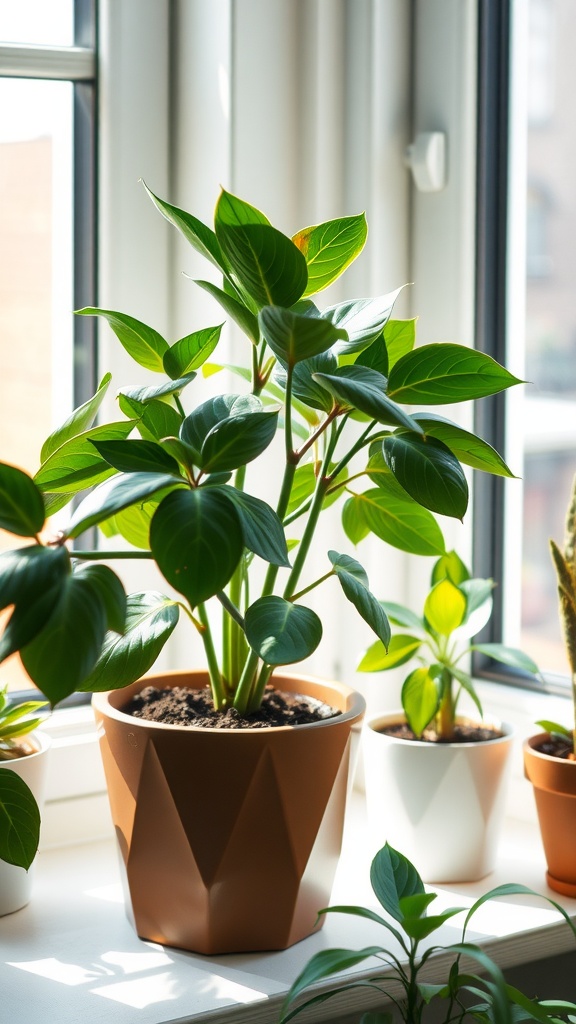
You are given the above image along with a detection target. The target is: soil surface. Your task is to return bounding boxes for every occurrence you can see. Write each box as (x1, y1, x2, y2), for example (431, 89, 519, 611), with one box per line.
(533, 734, 575, 760)
(379, 722, 504, 744)
(123, 685, 340, 729)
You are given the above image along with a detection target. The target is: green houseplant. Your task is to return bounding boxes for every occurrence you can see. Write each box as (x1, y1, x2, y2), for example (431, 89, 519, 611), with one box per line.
(524, 473, 576, 897)
(360, 552, 540, 883)
(280, 841, 576, 1024)
(0, 184, 521, 950)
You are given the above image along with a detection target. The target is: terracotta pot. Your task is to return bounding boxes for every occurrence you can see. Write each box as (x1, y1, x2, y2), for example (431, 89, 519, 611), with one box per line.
(523, 733, 576, 897)
(0, 731, 51, 916)
(92, 671, 365, 954)
(363, 713, 514, 882)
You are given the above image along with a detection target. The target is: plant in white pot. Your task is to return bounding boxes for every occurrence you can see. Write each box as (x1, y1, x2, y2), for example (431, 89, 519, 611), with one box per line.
(524, 474, 576, 897)
(0, 686, 49, 915)
(0, 185, 521, 952)
(359, 551, 540, 882)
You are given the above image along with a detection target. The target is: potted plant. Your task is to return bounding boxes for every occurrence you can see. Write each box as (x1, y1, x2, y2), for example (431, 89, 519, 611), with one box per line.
(0, 185, 521, 952)
(524, 474, 576, 897)
(0, 686, 49, 915)
(280, 841, 576, 1024)
(359, 551, 540, 881)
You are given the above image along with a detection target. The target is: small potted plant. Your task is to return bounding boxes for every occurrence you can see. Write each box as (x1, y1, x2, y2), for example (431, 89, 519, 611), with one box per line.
(524, 474, 576, 896)
(280, 841, 576, 1024)
(0, 185, 521, 952)
(359, 551, 540, 881)
(0, 686, 49, 915)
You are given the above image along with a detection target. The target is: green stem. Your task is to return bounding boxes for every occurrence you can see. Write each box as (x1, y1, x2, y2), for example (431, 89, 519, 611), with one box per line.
(289, 570, 334, 603)
(197, 603, 226, 709)
(328, 418, 378, 481)
(216, 591, 245, 629)
(175, 395, 186, 419)
(71, 549, 155, 559)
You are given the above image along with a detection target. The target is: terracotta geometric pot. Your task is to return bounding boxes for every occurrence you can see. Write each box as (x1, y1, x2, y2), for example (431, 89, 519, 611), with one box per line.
(523, 733, 576, 897)
(363, 712, 514, 883)
(0, 730, 51, 916)
(92, 671, 365, 954)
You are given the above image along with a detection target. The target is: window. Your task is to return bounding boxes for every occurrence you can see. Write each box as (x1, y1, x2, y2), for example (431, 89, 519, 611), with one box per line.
(0, 0, 97, 693)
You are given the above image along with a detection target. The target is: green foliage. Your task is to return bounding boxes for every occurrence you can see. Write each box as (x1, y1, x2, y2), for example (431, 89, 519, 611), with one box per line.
(358, 552, 540, 740)
(549, 475, 576, 751)
(0, 685, 48, 869)
(0, 187, 522, 716)
(280, 842, 576, 1024)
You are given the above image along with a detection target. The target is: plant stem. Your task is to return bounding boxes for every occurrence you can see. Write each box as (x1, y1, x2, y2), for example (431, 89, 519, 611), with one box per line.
(289, 570, 334, 603)
(197, 603, 226, 709)
(71, 549, 155, 559)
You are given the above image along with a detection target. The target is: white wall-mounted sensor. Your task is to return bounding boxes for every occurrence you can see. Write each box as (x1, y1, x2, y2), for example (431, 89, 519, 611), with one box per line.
(405, 131, 447, 192)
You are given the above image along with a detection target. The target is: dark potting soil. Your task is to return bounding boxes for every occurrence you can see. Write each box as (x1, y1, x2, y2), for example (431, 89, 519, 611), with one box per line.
(123, 685, 340, 729)
(533, 734, 574, 760)
(380, 722, 504, 744)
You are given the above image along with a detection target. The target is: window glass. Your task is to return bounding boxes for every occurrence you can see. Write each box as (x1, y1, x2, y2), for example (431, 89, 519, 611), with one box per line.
(0, 1, 74, 47)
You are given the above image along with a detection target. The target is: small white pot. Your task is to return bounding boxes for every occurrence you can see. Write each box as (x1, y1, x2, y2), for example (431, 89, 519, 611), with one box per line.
(0, 731, 51, 916)
(363, 713, 514, 883)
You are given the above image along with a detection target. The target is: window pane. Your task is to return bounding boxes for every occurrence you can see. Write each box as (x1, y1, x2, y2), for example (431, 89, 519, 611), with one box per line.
(0, 1, 74, 47)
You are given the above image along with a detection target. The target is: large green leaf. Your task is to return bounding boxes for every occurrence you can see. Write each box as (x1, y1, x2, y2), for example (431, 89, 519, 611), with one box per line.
(369, 843, 425, 922)
(150, 488, 244, 607)
(383, 433, 469, 519)
(180, 393, 262, 452)
(136, 399, 184, 443)
(215, 191, 308, 308)
(118, 373, 196, 405)
(286, 463, 317, 516)
(244, 596, 322, 665)
(412, 414, 515, 477)
(72, 563, 126, 634)
(292, 213, 367, 296)
(0, 464, 45, 537)
(0, 770, 40, 870)
(387, 343, 523, 405)
(259, 306, 346, 366)
(313, 366, 422, 431)
(163, 325, 224, 378)
(220, 488, 290, 567)
(66, 472, 182, 538)
(35, 421, 135, 494)
(142, 181, 228, 273)
(472, 643, 540, 676)
(424, 578, 467, 635)
(200, 410, 278, 473)
(384, 318, 417, 368)
(355, 333, 389, 376)
(76, 308, 168, 372)
(323, 289, 402, 355)
(357, 634, 422, 672)
(274, 350, 338, 412)
(195, 281, 260, 344)
(402, 666, 441, 737)
(91, 439, 182, 476)
(40, 373, 112, 463)
(78, 592, 180, 692)
(0, 545, 71, 660)
(20, 563, 113, 704)
(343, 489, 445, 556)
(99, 493, 167, 549)
(328, 551, 390, 647)
(366, 449, 417, 498)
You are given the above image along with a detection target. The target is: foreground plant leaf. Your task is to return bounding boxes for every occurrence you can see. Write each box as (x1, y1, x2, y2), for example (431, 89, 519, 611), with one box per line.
(387, 343, 523, 404)
(40, 372, 112, 463)
(0, 545, 71, 660)
(245, 596, 322, 664)
(383, 432, 469, 520)
(0, 770, 40, 870)
(0, 464, 45, 537)
(293, 213, 367, 297)
(77, 308, 169, 373)
(328, 551, 390, 647)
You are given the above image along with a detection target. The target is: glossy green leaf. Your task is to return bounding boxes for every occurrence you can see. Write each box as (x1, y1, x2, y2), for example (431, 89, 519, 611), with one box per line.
(379, 601, 425, 631)
(313, 366, 422, 431)
(431, 550, 470, 585)
(0, 770, 40, 869)
(77, 308, 168, 372)
(40, 373, 112, 463)
(323, 289, 402, 355)
(244, 596, 322, 665)
(73, 563, 126, 634)
(401, 907, 464, 941)
(286, 463, 317, 516)
(195, 281, 259, 344)
(281, 945, 385, 1017)
(142, 181, 227, 273)
(150, 488, 244, 607)
(259, 306, 346, 366)
(35, 421, 134, 494)
(536, 720, 571, 738)
(424, 578, 467, 635)
(387, 343, 523, 405)
(216, 191, 308, 308)
(369, 842, 425, 922)
(472, 643, 540, 676)
(180, 393, 262, 452)
(450, 667, 483, 719)
(413, 414, 516, 477)
(383, 432, 469, 519)
(345, 489, 445, 556)
(119, 373, 196, 405)
(357, 634, 422, 672)
(366, 449, 414, 498)
(384, 318, 417, 368)
(200, 410, 278, 472)
(292, 213, 367, 296)
(91, 439, 181, 476)
(0, 545, 71, 661)
(220, 488, 290, 567)
(160, 437, 198, 472)
(163, 325, 224, 378)
(342, 495, 371, 544)
(98, 494, 167, 549)
(0, 464, 45, 537)
(66, 472, 182, 538)
(78, 592, 180, 692)
(402, 666, 442, 737)
(328, 551, 390, 647)
(274, 351, 338, 412)
(133, 400, 183, 444)
(355, 333, 388, 376)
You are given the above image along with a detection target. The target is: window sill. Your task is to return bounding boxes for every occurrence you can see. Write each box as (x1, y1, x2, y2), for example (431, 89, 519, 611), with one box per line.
(1, 795, 575, 1024)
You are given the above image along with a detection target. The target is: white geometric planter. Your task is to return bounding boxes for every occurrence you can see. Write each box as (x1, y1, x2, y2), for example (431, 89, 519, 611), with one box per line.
(363, 713, 514, 883)
(0, 731, 51, 916)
